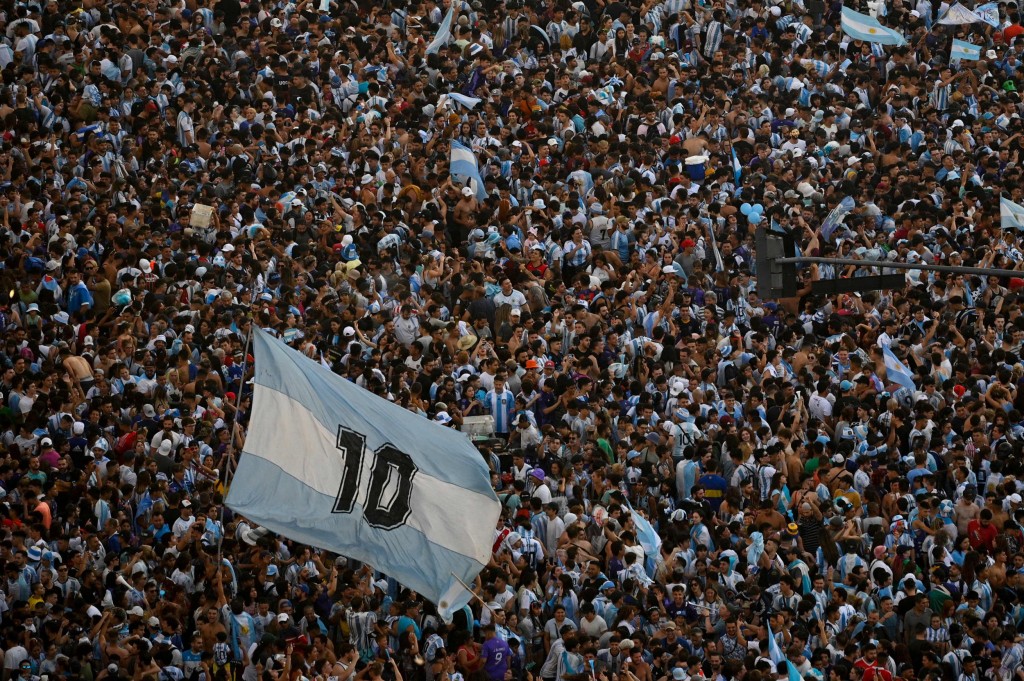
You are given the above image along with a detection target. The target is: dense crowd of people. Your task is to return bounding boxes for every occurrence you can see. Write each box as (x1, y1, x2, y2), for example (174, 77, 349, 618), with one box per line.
(7, 1, 1024, 681)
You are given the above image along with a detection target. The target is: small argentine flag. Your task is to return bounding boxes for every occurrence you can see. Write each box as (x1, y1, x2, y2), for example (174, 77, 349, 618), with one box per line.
(882, 345, 918, 395)
(841, 6, 907, 45)
(951, 38, 982, 61)
(1001, 195, 1024, 229)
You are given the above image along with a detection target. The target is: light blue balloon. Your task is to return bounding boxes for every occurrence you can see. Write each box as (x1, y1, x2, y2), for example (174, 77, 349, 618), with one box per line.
(749, 213, 763, 225)
(740, 203, 752, 216)
(752, 204, 764, 215)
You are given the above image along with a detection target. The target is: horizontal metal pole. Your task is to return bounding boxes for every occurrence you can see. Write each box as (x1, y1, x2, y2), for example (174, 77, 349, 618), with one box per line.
(777, 257, 1024, 279)
(810, 274, 908, 295)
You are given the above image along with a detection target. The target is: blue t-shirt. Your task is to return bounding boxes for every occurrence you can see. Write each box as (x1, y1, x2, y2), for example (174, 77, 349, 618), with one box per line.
(395, 615, 422, 641)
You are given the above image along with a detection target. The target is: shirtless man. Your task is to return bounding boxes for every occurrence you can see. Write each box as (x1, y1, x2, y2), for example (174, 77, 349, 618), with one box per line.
(986, 494, 1009, 531)
(454, 185, 477, 237)
(750, 498, 787, 534)
(954, 489, 981, 537)
(989, 548, 1008, 591)
(61, 345, 94, 394)
(651, 65, 674, 99)
(198, 605, 227, 654)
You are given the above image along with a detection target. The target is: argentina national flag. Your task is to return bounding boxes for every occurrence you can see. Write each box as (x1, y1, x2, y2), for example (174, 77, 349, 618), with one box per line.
(951, 38, 982, 61)
(1001, 195, 1024, 229)
(882, 345, 918, 394)
(225, 328, 501, 619)
(450, 140, 488, 200)
(840, 6, 907, 45)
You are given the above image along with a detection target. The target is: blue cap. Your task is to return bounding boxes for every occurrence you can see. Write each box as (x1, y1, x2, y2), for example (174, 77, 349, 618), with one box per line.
(600, 580, 616, 590)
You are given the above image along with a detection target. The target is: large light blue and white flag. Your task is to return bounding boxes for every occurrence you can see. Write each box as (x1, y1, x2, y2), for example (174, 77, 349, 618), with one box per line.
(1001, 195, 1024, 229)
(938, 2, 983, 23)
(841, 7, 907, 45)
(447, 92, 482, 109)
(626, 503, 662, 577)
(426, 6, 455, 55)
(882, 345, 918, 394)
(820, 196, 856, 242)
(975, 2, 1001, 27)
(450, 139, 488, 200)
(225, 328, 501, 619)
(951, 38, 983, 61)
(731, 147, 743, 185)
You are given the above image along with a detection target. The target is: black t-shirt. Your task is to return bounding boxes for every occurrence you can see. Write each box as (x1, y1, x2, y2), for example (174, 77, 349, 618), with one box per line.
(289, 84, 317, 107)
(907, 638, 933, 669)
(215, 0, 241, 26)
(468, 297, 496, 327)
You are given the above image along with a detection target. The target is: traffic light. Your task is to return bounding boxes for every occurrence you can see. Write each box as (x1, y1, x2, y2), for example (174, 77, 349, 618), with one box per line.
(756, 228, 914, 299)
(755, 228, 798, 300)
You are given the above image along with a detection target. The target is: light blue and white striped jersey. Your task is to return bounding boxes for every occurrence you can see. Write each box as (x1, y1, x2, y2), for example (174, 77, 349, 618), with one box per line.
(793, 22, 812, 44)
(562, 238, 591, 266)
(176, 109, 194, 146)
(703, 19, 724, 57)
(804, 59, 831, 78)
(486, 387, 516, 434)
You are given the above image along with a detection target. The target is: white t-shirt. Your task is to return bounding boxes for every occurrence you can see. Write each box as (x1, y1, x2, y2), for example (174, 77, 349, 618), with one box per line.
(4, 646, 28, 671)
(809, 394, 834, 420)
(494, 289, 528, 310)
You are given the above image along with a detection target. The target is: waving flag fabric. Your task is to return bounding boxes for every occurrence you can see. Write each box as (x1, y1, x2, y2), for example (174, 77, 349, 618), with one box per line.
(767, 621, 786, 665)
(447, 92, 482, 109)
(975, 2, 1001, 26)
(627, 504, 662, 576)
(882, 345, 918, 394)
(841, 7, 907, 45)
(820, 196, 856, 242)
(426, 6, 454, 54)
(1001, 195, 1024, 229)
(938, 2, 983, 23)
(450, 140, 488, 200)
(225, 328, 501, 619)
(951, 39, 982, 61)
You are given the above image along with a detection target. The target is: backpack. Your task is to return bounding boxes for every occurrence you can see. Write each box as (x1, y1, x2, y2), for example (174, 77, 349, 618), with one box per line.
(231, 156, 255, 183)
(737, 463, 758, 493)
(722, 362, 739, 386)
(260, 161, 279, 183)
